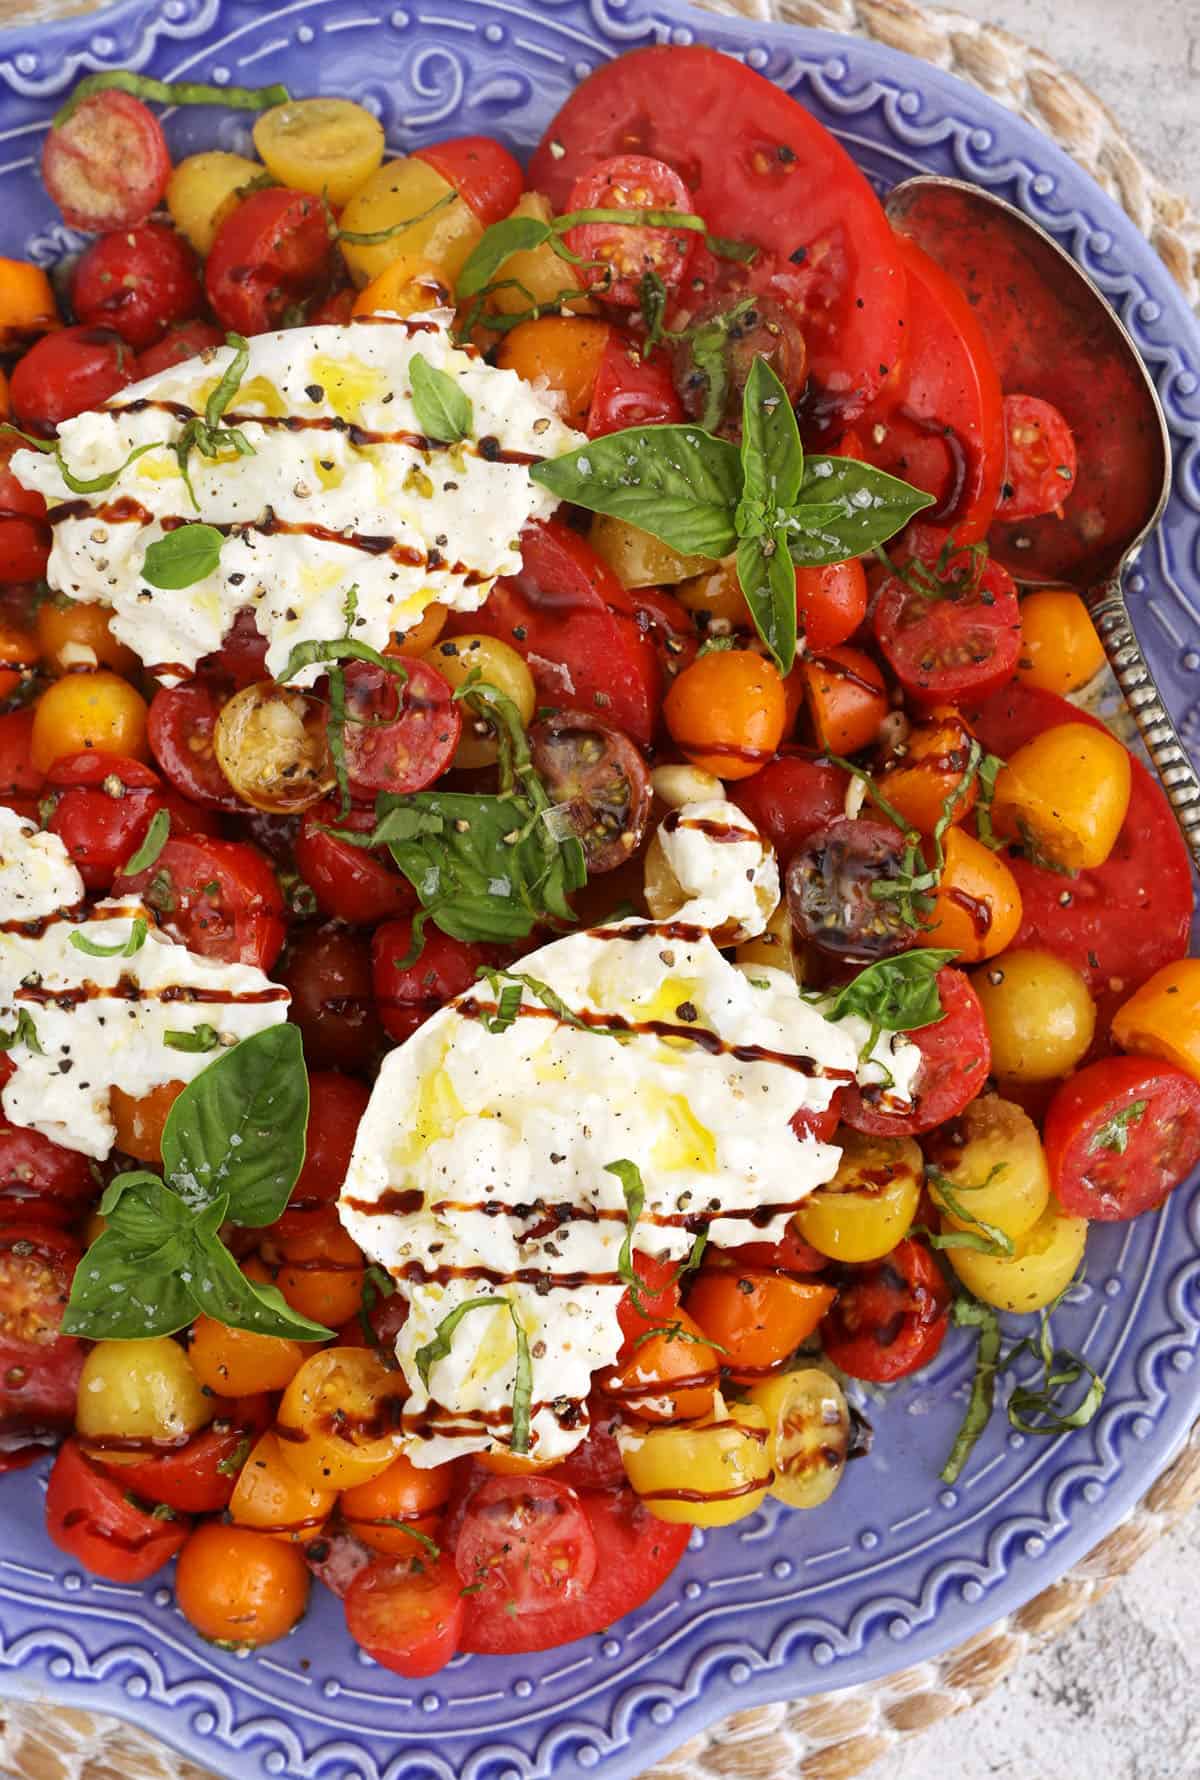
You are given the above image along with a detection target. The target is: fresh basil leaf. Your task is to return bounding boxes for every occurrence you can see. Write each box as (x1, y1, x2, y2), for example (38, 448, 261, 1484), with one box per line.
(940, 1295, 1003, 1484)
(55, 441, 162, 495)
(410, 352, 473, 444)
(736, 523, 798, 674)
(69, 916, 148, 959)
(276, 631, 409, 686)
(160, 1023, 308, 1225)
(828, 950, 957, 1032)
(164, 1024, 221, 1054)
(61, 1225, 196, 1340)
(1088, 1100, 1148, 1156)
(142, 523, 224, 590)
(785, 456, 935, 567)
(123, 808, 171, 875)
(0, 1008, 42, 1054)
(530, 425, 741, 560)
(99, 1169, 191, 1250)
(191, 1221, 334, 1340)
(925, 1166, 1014, 1257)
(740, 356, 803, 514)
(206, 334, 250, 429)
(457, 215, 553, 301)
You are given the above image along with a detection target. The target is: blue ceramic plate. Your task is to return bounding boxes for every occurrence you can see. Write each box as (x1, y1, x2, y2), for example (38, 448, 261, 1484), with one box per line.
(2, 4, 1200, 1778)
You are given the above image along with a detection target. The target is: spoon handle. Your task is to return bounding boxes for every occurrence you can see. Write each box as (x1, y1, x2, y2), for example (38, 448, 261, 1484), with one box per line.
(1088, 577, 1200, 868)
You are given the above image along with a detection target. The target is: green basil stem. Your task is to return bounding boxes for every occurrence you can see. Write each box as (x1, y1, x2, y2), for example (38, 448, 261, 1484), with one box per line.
(54, 71, 290, 129)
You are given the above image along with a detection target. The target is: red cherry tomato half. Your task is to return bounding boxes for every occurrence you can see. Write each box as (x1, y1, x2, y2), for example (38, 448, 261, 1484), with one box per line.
(201, 608, 270, 687)
(1044, 1058, 1200, 1222)
(70, 223, 202, 352)
(205, 189, 336, 335)
(731, 752, 851, 864)
(372, 917, 498, 1045)
(344, 1551, 465, 1677)
(454, 1475, 598, 1613)
(105, 1394, 274, 1515)
(0, 1221, 85, 1437)
(413, 135, 524, 227)
(339, 658, 461, 800)
(0, 1115, 94, 1225)
(820, 1238, 952, 1383)
(967, 684, 1192, 1031)
(530, 45, 907, 427)
(282, 922, 383, 1074)
(463, 520, 661, 747)
(998, 394, 1079, 522)
(0, 708, 43, 822)
(565, 154, 697, 309)
(41, 91, 171, 234)
(115, 834, 286, 971)
(272, 1070, 372, 1237)
(860, 236, 1005, 544)
(43, 751, 179, 892)
(840, 967, 991, 1137)
(295, 799, 415, 926)
(45, 1439, 191, 1583)
(872, 537, 1021, 709)
(616, 1251, 682, 1358)
(0, 438, 50, 585)
(725, 1221, 830, 1274)
(9, 326, 135, 434)
(460, 1485, 691, 1655)
(794, 559, 868, 651)
(586, 334, 684, 436)
(133, 319, 226, 380)
(147, 680, 241, 810)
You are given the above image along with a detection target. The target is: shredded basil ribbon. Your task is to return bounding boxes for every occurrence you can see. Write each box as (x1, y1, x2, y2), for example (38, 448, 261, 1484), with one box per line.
(54, 71, 290, 129)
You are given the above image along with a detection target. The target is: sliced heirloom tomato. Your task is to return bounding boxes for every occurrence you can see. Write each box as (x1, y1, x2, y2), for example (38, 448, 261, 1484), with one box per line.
(967, 684, 1192, 1032)
(872, 539, 1021, 709)
(461, 521, 661, 747)
(114, 833, 286, 970)
(858, 236, 1005, 543)
(1044, 1057, 1200, 1222)
(529, 710, 652, 874)
(564, 154, 697, 309)
(840, 967, 992, 1137)
(46, 1439, 191, 1583)
(820, 1238, 952, 1383)
(0, 1221, 84, 1437)
(530, 45, 907, 427)
(455, 1475, 597, 1613)
(41, 92, 171, 233)
(460, 1486, 691, 1655)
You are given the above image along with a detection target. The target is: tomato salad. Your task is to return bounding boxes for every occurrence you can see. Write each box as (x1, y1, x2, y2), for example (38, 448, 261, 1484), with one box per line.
(0, 48, 1196, 1676)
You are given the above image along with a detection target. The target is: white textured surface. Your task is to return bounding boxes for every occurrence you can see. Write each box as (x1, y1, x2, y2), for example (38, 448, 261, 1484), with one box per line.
(859, 17, 1200, 1780)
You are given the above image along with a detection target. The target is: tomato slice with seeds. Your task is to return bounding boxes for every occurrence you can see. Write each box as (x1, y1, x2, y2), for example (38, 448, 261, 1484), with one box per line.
(344, 1550, 465, 1677)
(339, 658, 461, 800)
(455, 1475, 598, 1614)
(148, 681, 242, 811)
(840, 967, 992, 1138)
(115, 833, 286, 971)
(786, 816, 917, 961)
(998, 394, 1078, 522)
(41, 91, 170, 233)
(205, 188, 336, 335)
(0, 1222, 85, 1437)
(45, 1439, 191, 1584)
(1044, 1057, 1200, 1223)
(872, 535, 1021, 709)
(820, 1238, 952, 1383)
(529, 710, 652, 875)
(564, 154, 697, 309)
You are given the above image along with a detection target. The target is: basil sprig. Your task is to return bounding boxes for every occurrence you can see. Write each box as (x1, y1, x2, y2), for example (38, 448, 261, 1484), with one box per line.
(414, 1295, 533, 1454)
(142, 523, 224, 590)
(410, 353, 473, 445)
(62, 1025, 332, 1343)
(531, 358, 933, 672)
(54, 70, 290, 129)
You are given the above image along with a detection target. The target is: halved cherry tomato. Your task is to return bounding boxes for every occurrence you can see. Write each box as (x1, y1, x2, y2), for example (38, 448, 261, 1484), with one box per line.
(0, 1222, 84, 1436)
(271, 1070, 372, 1237)
(998, 394, 1078, 522)
(282, 922, 383, 1073)
(201, 608, 270, 687)
(339, 658, 460, 800)
(1044, 1057, 1200, 1222)
(726, 1221, 830, 1274)
(42, 92, 171, 233)
(615, 1252, 682, 1360)
(273, 1218, 368, 1331)
(0, 1116, 93, 1225)
(110, 1080, 184, 1164)
(586, 333, 684, 436)
(820, 1237, 952, 1383)
(530, 45, 907, 427)
(294, 800, 414, 926)
(0, 438, 50, 585)
(0, 258, 58, 354)
(70, 223, 202, 352)
(147, 680, 241, 810)
(496, 317, 610, 428)
(341, 1450, 456, 1555)
(104, 1394, 274, 1515)
(206, 189, 336, 334)
(115, 833, 286, 970)
(345, 1550, 464, 1677)
(529, 710, 652, 875)
(9, 326, 134, 434)
(464, 520, 661, 747)
(860, 236, 1004, 541)
(133, 319, 226, 380)
(685, 1264, 836, 1382)
(44, 751, 214, 892)
(213, 680, 336, 814)
(967, 684, 1192, 1031)
(564, 154, 696, 308)
(176, 1522, 310, 1648)
(872, 539, 1020, 708)
(372, 917, 498, 1045)
(878, 710, 979, 836)
(1015, 588, 1104, 698)
(461, 1485, 691, 1655)
(413, 136, 524, 227)
(794, 560, 868, 651)
(918, 825, 1023, 964)
(597, 1308, 718, 1421)
(800, 646, 887, 755)
(730, 752, 850, 863)
(45, 1438, 190, 1583)
(664, 649, 788, 781)
(786, 816, 915, 961)
(455, 1474, 597, 1613)
(840, 966, 991, 1136)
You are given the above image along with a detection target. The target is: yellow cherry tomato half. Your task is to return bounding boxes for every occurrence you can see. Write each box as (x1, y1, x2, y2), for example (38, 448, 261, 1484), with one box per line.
(621, 1400, 774, 1526)
(253, 98, 385, 207)
(991, 721, 1131, 871)
(276, 1347, 408, 1490)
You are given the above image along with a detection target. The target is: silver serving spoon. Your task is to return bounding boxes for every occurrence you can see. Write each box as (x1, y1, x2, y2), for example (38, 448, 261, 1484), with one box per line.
(885, 174, 1200, 867)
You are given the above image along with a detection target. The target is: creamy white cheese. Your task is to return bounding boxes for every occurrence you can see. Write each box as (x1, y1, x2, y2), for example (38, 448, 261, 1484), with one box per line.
(0, 807, 85, 922)
(12, 313, 583, 685)
(0, 898, 289, 1157)
(657, 798, 779, 941)
(340, 908, 920, 1467)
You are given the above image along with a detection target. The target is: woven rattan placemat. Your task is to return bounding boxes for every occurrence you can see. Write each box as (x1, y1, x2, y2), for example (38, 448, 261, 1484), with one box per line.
(0, 1, 1197, 1776)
